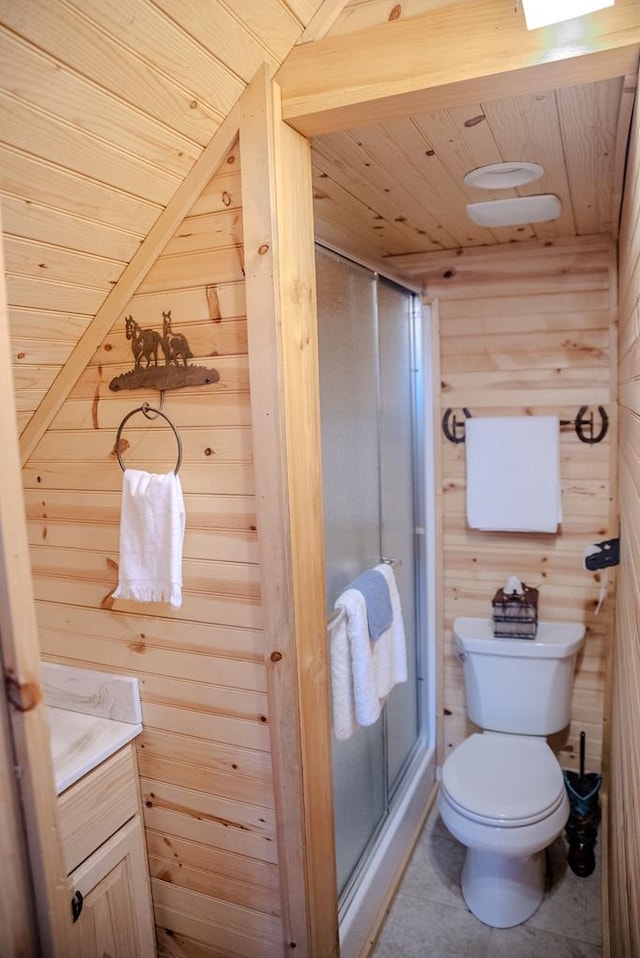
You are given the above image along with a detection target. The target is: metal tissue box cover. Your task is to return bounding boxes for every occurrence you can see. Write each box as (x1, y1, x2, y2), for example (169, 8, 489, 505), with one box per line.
(492, 584, 539, 638)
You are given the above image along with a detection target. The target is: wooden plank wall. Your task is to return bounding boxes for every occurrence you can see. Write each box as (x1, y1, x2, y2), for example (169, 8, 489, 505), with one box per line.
(0, 0, 328, 433)
(24, 143, 285, 958)
(408, 237, 617, 773)
(610, 80, 640, 957)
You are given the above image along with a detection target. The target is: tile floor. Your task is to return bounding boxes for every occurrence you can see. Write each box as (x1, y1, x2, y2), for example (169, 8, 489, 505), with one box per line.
(371, 798, 603, 958)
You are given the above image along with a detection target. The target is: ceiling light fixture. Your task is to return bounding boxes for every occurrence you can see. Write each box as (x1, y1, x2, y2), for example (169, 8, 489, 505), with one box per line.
(521, 0, 614, 31)
(467, 195, 562, 227)
(464, 162, 545, 190)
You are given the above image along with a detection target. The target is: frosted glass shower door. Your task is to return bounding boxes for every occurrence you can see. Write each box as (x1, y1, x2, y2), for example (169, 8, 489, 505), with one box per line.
(378, 278, 420, 791)
(317, 247, 423, 900)
(316, 249, 386, 895)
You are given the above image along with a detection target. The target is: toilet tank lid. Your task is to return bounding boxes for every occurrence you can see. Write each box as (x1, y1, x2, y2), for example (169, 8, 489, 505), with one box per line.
(453, 617, 585, 658)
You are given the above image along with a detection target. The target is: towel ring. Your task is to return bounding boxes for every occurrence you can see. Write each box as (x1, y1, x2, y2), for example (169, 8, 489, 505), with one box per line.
(115, 402, 182, 474)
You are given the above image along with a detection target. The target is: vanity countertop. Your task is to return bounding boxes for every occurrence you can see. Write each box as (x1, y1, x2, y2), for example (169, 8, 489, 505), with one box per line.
(47, 705, 142, 794)
(41, 661, 143, 795)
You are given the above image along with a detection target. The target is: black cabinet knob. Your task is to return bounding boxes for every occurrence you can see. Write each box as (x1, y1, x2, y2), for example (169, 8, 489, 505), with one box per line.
(71, 890, 83, 923)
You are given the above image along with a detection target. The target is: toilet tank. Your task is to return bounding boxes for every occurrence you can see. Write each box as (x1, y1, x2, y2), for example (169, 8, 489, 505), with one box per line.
(454, 617, 585, 735)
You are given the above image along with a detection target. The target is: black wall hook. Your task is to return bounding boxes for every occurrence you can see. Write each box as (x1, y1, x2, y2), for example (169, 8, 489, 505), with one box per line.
(560, 406, 608, 444)
(442, 407, 472, 443)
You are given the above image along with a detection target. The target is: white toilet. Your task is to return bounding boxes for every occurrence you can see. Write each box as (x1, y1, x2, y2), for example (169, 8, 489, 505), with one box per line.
(438, 615, 585, 928)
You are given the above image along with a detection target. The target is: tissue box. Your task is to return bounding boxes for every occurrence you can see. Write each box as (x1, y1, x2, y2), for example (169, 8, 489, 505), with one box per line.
(492, 584, 538, 638)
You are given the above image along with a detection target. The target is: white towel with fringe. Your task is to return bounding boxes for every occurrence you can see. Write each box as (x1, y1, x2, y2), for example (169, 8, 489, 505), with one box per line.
(113, 469, 185, 609)
(329, 563, 408, 741)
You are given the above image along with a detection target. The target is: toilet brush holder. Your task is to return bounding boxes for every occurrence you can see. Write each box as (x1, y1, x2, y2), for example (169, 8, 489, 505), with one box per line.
(563, 732, 602, 878)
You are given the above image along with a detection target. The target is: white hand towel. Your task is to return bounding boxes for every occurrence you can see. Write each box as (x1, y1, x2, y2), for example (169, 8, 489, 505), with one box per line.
(113, 469, 186, 609)
(466, 416, 562, 533)
(329, 563, 408, 741)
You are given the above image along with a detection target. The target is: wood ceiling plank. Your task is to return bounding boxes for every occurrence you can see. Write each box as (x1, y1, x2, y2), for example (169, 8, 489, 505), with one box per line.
(65, 0, 243, 124)
(408, 108, 525, 245)
(152, 0, 299, 79)
(312, 160, 427, 256)
(277, 0, 640, 135)
(0, 94, 181, 206)
(0, 146, 160, 233)
(422, 104, 507, 182)
(558, 78, 625, 236)
(311, 152, 441, 254)
(1, 196, 141, 264)
(480, 90, 577, 242)
(313, 131, 458, 249)
(389, 232, 612, 272)
(18, 107, 241, 464)
(356, 119, 491, 246)
(318, 129, 454, 245)
(0, 32, 202, 177)
(0, 1, 232, 141)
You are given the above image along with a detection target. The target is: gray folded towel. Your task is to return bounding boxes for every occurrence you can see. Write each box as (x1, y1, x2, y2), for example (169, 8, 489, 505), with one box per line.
(349, 568, 393, 639)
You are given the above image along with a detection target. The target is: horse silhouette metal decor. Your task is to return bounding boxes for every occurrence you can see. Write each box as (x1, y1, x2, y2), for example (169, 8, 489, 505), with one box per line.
(109, 311, 219, 393)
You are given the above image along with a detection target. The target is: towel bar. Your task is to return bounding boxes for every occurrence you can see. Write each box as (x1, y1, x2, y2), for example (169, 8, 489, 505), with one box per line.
(327, 558, 401, 629)
(441, 406, 608, 445)
(115, 402, 183, 474)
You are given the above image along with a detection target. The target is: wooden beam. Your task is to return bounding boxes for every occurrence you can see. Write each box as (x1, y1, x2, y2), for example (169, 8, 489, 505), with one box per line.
(277, 0, 640, 136)
(18, 106, 241, 465)
(298, 0, 349, 43)
(0, 211, 74, 956)
(240, 66, 339, 958)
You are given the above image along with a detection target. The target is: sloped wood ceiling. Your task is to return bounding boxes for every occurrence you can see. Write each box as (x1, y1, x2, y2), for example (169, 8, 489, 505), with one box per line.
(0, 0, 344, 436)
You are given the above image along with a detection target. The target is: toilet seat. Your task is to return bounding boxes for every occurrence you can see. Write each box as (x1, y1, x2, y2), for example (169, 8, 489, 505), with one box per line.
(441, 732, 565, 827)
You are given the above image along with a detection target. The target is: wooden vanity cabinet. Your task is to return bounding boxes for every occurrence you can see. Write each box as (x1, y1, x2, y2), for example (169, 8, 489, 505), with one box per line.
(57, 742, 156, 957)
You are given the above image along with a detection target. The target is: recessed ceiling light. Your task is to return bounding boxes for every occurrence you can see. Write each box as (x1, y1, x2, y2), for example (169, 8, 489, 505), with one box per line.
(521, 0, 614, 31)
(464, 162, 544, 190)
(467, 195, 562, 227)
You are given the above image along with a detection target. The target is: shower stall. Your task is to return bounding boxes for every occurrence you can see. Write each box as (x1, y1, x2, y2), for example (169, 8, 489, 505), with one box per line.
(316, 246, 436, 957)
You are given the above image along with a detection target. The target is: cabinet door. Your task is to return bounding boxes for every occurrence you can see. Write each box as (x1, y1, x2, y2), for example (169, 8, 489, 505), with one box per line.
(70, 816, 155, 958)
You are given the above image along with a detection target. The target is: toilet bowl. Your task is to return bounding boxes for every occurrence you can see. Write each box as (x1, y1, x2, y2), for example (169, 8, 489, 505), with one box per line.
(439, 616, 585, 928)
(438, 731, 569, 927)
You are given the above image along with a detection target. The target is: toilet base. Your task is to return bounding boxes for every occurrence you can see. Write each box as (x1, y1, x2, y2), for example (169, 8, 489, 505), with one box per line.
(461, 846, 545, 928)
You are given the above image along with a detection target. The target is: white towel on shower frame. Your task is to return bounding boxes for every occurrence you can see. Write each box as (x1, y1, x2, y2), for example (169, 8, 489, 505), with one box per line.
(329, 563, 408, 741)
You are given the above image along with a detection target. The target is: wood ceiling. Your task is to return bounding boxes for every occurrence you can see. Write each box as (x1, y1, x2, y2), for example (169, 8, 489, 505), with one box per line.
(308, 1, 638, 276)
(1, 0, 639, 442)
(311, 75, 637, 272)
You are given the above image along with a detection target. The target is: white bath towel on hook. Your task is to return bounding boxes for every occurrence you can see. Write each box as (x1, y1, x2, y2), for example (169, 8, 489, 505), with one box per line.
(113, 468, 186, 609)
(466, 416, 562, 533)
